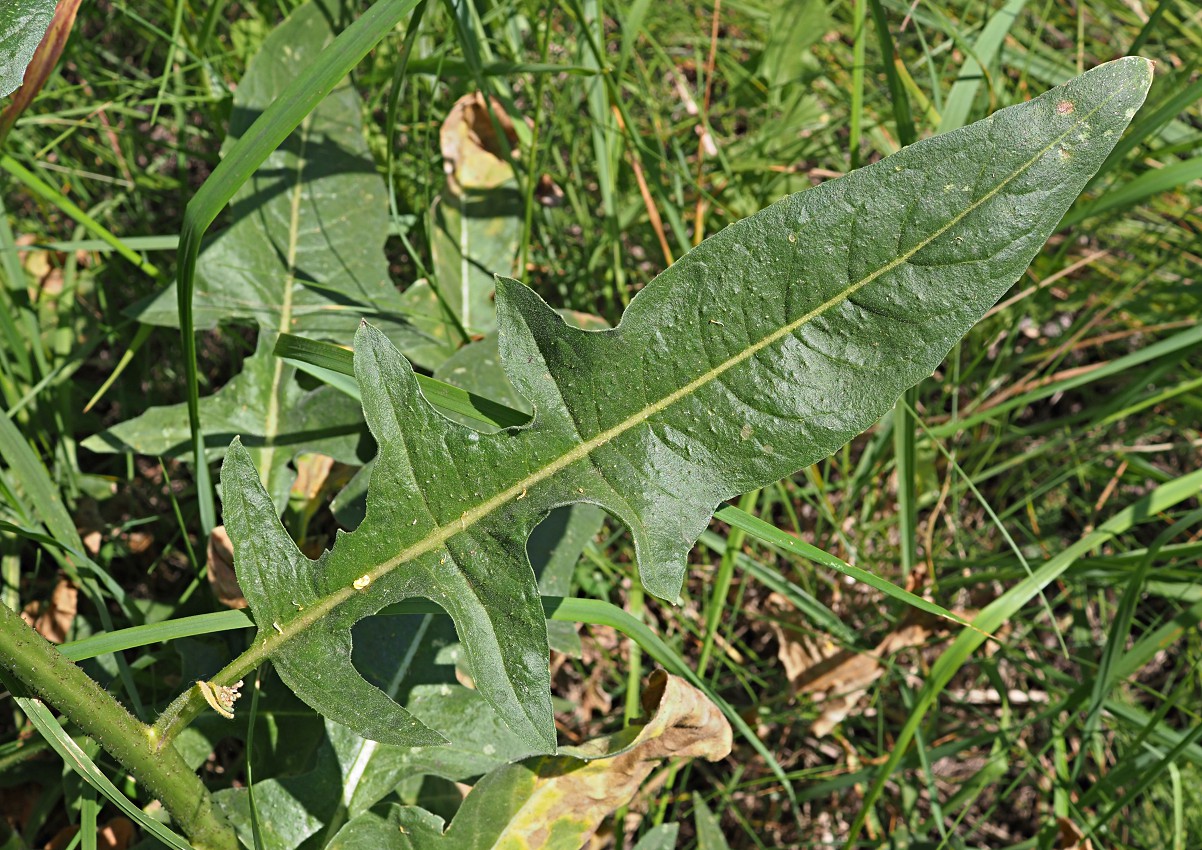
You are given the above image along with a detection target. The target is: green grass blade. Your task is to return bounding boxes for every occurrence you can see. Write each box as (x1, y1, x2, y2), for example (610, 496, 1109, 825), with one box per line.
(0, 155, 161, 280)
(1077, 505, 1202, 778)
(939, 0, 1029, 132)
(1087, 72, 1202, 189)
(849, 0, 867, 168)
(715, 505, 981, 633)
(59, 609, 255, 661)
(845, 466, 1202, 846)
(0, 192, 33, 381)
(273, 332, 530, 428)
(933, 323, 1202, 437)
(1063, 154, 1202, 227)
(0, 408, 85, 554)
(868, 0, 916, 145)
(698, 529, 862, 649)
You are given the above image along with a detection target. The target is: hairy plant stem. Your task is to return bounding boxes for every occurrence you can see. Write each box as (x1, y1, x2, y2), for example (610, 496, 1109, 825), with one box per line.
(0, 602, 238, 850)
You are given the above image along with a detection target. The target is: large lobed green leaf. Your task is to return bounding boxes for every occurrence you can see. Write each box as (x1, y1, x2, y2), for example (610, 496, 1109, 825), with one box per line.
(219, 58, 1153, 753)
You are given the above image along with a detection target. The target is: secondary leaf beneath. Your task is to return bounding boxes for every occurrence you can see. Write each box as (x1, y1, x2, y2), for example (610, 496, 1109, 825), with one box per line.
(324, 671, 731, 850)
(133, 0, 431, 358)
(219, 58, 1152, 752)
(84, 336, 370, 510)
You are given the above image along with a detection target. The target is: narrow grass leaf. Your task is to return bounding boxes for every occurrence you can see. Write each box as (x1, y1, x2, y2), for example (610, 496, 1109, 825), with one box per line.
(274, 332, 530, 428)
(933, 322, 1202, 437)
(938, 0, 1029, 132)
(716, 506, 981, 634)
(848, 466, 1202, 845)
(1088, 73, 1202, 188)
(1062, 154, 1202, 227)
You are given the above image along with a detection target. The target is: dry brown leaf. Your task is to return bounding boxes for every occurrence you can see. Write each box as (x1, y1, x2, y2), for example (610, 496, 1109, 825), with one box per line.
(440, 92, 561, 205)
(1056, 817, 1094, 850)
(82, 528, 104, 556)
(126, 530, 153, 555)
(443, 670, 731, 848)
(44, 818, 133, 850)
(13, 233, 89, 301)
(74, 496, 109, 556)
(100, 818, 135, 850)
(21, 579, 78, 644)
(206, 525, 246, 609)
(766, 594, 968, 736)
(441, 92, 519, 195)
(290, 452, 336, 503)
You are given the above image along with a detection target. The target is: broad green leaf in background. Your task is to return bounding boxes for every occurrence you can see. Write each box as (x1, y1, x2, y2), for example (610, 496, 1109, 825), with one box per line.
(323, 672, 730, 849)
(633, 825, 680, 850)
(107, 0, 439, 505)
(83, 336, 371, 509)
(217, 58, 1153, 754)
(96, 0, 437, 509)
(0, 0, 55, 97)
(759, 0, 829, 90)
(428, 177, 517, 337)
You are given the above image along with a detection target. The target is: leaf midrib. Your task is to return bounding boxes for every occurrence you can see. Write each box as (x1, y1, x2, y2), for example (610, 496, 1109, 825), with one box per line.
(258, 110, 312, 494)
(229, 86, 1123, 680)
(458, 191, 471, 331)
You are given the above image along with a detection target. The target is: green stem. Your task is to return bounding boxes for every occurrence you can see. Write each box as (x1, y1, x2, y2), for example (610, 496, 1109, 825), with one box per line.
(0, 602, 237, 850)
